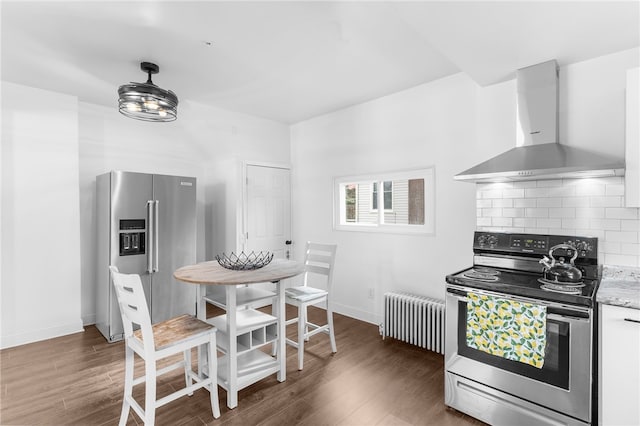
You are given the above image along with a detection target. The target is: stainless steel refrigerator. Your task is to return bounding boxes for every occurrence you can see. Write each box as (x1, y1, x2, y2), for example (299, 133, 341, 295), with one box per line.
(95, 171, 197, 342)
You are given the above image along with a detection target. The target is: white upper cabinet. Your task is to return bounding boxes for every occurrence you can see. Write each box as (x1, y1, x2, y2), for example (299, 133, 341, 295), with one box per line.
(625, 67, 640, 207)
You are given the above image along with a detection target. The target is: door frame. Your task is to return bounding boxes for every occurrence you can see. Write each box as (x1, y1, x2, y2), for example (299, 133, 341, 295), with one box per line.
(240, 160, 292, 253)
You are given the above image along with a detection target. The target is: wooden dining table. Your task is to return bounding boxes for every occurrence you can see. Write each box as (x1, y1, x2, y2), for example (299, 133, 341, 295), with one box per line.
(174, 258, 304, 409)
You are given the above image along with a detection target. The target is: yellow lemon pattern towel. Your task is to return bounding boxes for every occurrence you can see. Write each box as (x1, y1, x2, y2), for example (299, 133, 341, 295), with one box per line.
(466, 292, 547, 369)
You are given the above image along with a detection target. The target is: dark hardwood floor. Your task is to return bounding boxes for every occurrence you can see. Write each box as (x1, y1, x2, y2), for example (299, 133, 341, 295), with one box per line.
(1, 306, 484, 425)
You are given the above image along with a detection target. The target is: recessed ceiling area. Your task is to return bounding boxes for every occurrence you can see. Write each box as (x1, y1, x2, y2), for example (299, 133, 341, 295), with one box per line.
(2, 1, 638, 124)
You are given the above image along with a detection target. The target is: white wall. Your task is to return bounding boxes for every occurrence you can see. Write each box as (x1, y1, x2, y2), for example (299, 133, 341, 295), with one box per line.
(290, 73, 481, 324)
(1, 82, 84, 348)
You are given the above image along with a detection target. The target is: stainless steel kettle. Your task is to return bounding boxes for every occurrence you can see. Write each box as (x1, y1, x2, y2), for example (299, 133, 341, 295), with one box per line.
(539, 244, 583, 283)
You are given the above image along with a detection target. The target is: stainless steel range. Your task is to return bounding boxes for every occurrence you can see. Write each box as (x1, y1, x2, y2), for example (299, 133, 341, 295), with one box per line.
(445, 231, 600, 426)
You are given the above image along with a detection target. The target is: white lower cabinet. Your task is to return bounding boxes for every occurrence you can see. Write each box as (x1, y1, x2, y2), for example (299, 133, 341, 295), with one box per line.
(599, 304, 640, 425)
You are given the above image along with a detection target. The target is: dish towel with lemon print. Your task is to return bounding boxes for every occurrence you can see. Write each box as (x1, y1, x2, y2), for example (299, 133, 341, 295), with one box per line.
(466, 292, 547, 369)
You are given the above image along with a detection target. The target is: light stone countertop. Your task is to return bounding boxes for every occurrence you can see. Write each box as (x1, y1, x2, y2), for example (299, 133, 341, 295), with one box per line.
(596, 265, 640, 310)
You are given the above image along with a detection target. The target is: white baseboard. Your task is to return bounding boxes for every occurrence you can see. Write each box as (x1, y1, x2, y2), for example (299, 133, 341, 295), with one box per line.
(331, 301, 380, 326)
(0, 320, 84, 349)
(285, 300, 380, 326)
(82, 313, 96, 326)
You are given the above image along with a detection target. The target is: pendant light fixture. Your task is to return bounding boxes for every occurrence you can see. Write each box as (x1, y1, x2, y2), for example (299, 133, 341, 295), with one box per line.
(118, 62, 178, 122)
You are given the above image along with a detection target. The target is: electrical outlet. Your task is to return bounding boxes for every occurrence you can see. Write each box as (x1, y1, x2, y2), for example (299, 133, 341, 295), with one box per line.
(368, 288, 375, 299)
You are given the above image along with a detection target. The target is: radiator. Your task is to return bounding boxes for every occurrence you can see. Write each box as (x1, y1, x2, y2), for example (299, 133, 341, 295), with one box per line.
(383, 292, 445, 354)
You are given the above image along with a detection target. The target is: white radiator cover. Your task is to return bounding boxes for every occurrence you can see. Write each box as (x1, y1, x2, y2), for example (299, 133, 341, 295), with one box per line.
(383, 292, 445, 354)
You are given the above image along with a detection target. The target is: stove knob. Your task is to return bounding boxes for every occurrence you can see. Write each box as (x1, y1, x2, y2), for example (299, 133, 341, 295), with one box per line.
(488, 236, 498, 247)
(477, 235, 487, 246)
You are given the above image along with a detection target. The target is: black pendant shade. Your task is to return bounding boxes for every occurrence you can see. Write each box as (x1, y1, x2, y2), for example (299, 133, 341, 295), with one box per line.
(118, 62, 178, 122)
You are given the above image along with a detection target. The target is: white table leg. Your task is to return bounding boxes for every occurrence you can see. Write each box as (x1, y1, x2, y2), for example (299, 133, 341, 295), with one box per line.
(276, 280, 286, 382)
(226, 285, 238, 409)
(197, 284, 206, 378)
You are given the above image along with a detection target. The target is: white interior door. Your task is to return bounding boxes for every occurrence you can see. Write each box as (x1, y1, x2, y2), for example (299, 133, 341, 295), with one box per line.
(244, 164, 291, 260)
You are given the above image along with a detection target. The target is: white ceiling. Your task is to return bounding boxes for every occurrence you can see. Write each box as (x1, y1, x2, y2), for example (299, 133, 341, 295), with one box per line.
(2, 1, 639, 124)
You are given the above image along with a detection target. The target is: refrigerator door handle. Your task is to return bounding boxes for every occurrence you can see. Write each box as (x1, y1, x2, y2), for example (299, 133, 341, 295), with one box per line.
(146, 200, 154, 273)
(153, 200, 159, 272)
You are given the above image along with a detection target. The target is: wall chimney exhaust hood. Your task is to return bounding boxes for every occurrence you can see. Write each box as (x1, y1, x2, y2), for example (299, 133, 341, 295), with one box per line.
(455, 60, 624, 183)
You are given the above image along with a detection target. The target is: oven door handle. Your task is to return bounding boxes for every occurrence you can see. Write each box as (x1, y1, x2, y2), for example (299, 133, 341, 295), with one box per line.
(447, 287, 468, 299)
(446, 284, 591, 317)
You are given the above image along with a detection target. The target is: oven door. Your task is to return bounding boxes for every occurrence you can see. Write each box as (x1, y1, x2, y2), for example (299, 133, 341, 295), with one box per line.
(445, 284, 593, 423)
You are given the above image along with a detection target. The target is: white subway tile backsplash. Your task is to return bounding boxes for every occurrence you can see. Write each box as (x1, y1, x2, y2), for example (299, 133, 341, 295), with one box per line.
(526, 208, 549, 218)
(476, 177, 640, 264)
(592, 176, 624, 185)
(620, 243, 640, 256)
(562, 218, 590, 229)
(502, 189, 525, 198)
(525, 227, 550, 234)
(537, 198, 562, 208)
(605, 231, 638, 243)
(590, 196, 622, 208)
(477, 199, 492, 208)
(484, 226, 510, 232)
(503, 208, 526, 218)
(606, 184, 625, 196)
(536, 179, 563, 188)
(558, 228, 577, 235)
(548, 186, 576, 197)
(603, 241, 622, 254)
(575, 184, 606, 197)
(604, 254, 639, 267)
(492, 217, 513, 227)
(537, 218, 561, 228)
(479, 189, 503, 199)
(576, 208, 605, 219)
(479, 182, 514, 190)
(512, 181, 538, 189)
(513, 218, 536, 228)
(590, 218, 621, 231)
(492, 199, 513, 208)
(549, 208, 575, 218)
(525, 188, 550, 198)
(483, 208, 502, 217)
(621, 220, 640, 231)
(605, 208, 639, 220)
(548, 228, 567, 236)
(514, 198, 537, 208)
(477, 217, 492, 227)
(579, 228, 606, 240)
(562, 197, 590, 208)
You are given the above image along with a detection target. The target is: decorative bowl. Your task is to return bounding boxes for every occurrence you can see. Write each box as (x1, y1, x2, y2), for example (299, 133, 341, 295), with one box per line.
(215, 251, 274, 271)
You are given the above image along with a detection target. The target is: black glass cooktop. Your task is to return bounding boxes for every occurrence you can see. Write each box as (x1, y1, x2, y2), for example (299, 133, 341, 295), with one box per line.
(445, 267, 600, 308)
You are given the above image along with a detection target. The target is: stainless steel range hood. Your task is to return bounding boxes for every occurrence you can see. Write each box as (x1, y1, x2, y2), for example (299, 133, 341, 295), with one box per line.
(455, 60, 624, 183)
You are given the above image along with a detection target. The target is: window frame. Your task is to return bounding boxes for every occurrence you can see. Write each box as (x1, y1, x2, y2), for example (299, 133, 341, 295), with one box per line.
(344, 183, 358, 223)
(333, 167, 435, 235)
(371, 181, 393, 212)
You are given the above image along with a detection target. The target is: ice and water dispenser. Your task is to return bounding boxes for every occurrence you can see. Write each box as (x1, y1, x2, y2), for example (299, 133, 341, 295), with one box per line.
(119, 219, 145, 256)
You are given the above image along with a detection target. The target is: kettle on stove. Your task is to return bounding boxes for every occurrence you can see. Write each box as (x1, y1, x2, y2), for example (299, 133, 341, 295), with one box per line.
(539, 244, 583, 283)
